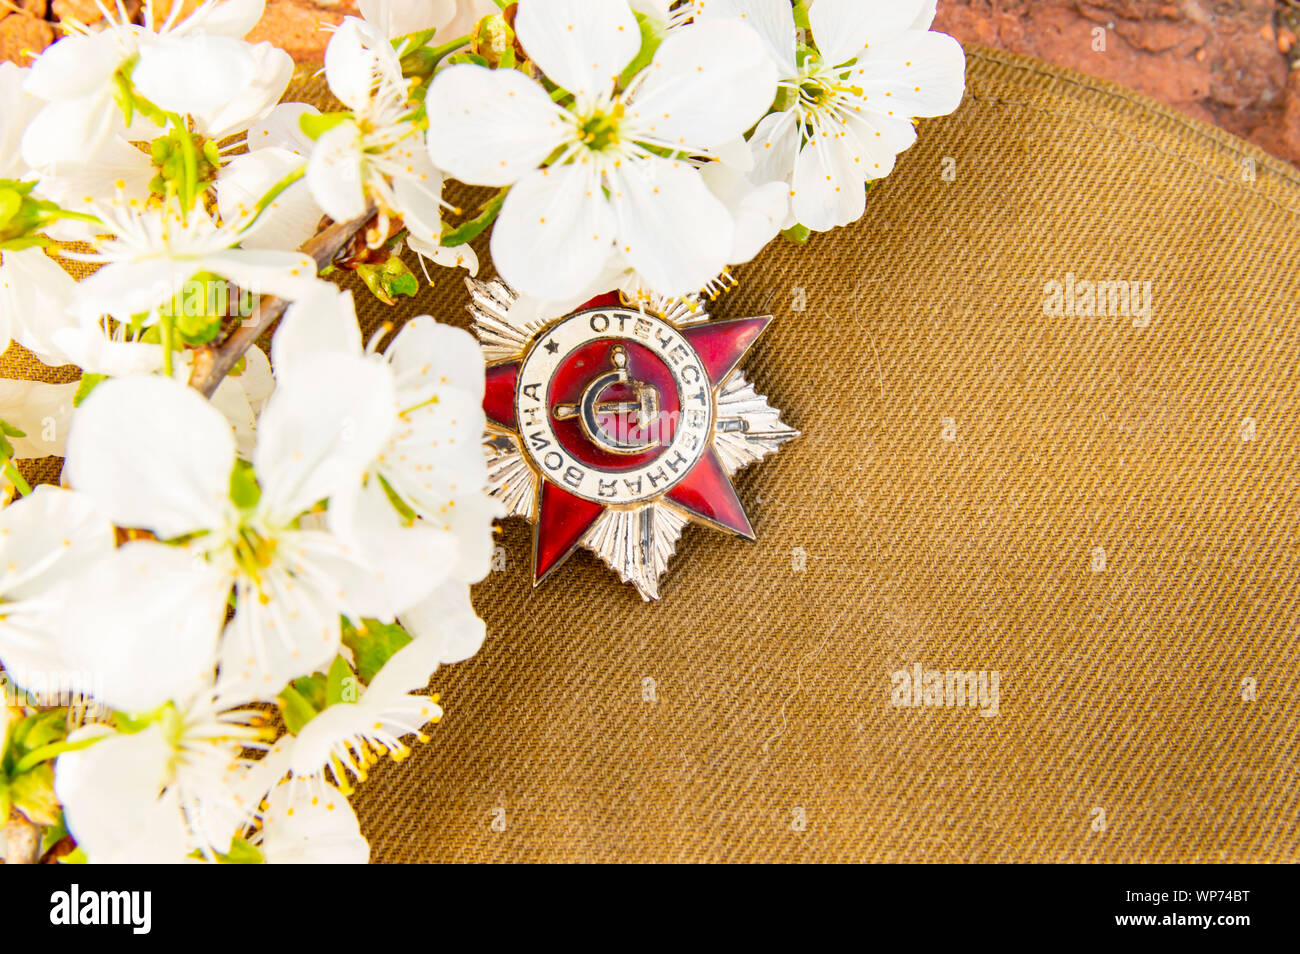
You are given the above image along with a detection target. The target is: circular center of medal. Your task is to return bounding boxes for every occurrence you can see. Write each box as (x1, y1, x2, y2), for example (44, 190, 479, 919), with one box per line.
(549, 338, 679, 470)
(514, 308, 714, 506)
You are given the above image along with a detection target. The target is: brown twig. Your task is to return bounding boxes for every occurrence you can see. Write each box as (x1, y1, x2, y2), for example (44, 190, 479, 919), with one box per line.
(187, 207, 377, 398)
(4, 812, 41, 865)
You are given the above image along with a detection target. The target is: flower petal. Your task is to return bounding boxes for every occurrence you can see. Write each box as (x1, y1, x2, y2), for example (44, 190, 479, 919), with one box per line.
(305, 120, 367, 223)
(408, 237, 479, 276)
(913, 0, 938, 30)
(368, 625, 447, 696)
(133, 35, 260, 116)
(358, 0, 456, 39)
(20, 94, 119, 170)
(747, 108, 800, 186)
(218, 147, 320, 251)
(327, 478, 459, 615)
(0, 246, 79, 366)
(70, 258, 197, 324)
(849, 29, 967, 118)
(259, 782, 368, 864)
(514, 0, 640, 103)
(254, 352, 395, 522)
(399, 582, 486, 665)
(389, 145, 446, 247)
(628, 18, 778, 150)
(270, 284, 363, 379)
(790, 121, 876, 231)
(325, 16, 397, 112)
(378, 383, 495, 543)
(0, 486, 112, 596)
(0, 380, 77, 458)
(610, 157, 732, 297)
(690, 0, 798, 75)
(425, 64, 569, 187)
(426, 482, 499, 583)
(28, 133, 154, 226)
(64, 374, 236, 538)
(384, 315, 483, 396)
(57, 541, 227, 713)
(199, 249, 321, 303)
(23, 33, 121, 101)
(208, 346, 272, 461)
(809, 0, 928, 66)
(219, 555, 346, 695)
(491, 163, 617, 301)
(191, 41, 294, 141)
(176, 0, 266, 38)
(55, 726, 191, 864)
(48, 324, 165, 378)
(246, 101, 319, 155)
(700, 163, 788, 262)
(0, 62, 41, 179)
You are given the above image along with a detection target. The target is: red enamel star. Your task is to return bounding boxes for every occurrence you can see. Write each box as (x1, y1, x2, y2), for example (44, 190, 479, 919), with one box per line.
(469, 283, 797, 600)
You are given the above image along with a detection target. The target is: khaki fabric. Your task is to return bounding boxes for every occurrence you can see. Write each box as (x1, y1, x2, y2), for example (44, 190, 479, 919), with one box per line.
(5, 46, 1297, 862)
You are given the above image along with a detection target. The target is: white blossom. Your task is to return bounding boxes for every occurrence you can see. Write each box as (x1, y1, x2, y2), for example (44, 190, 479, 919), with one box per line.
(20, 0, 270, 169)
(698, 0, 965, 231)
(63, 366, 443, 695)
(425, 0, 778, 299)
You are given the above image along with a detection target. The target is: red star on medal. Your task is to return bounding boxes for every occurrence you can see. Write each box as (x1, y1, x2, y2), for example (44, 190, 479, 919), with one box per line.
(469, 283, 797, 600)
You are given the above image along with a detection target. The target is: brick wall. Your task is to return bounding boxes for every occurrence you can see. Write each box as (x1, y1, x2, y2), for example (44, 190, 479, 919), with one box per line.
(3, 0, 1298, 164)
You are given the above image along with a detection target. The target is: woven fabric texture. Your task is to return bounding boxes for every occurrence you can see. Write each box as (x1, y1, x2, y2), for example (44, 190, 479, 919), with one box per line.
(5, 45, 1297, 862)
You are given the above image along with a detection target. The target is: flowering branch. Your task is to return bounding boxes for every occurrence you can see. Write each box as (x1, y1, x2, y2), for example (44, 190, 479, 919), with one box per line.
(187, 207, 377, 398)
(0, 0, 967, 865)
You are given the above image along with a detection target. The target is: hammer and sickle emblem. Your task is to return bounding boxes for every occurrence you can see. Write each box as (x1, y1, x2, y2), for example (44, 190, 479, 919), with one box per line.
(553, 346, 663, 455)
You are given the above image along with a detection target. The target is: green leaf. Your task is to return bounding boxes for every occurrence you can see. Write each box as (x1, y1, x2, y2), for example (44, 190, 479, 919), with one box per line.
(0, 419, 24, 438)
(357, 254, 420, 306)
(793, 0, 812, 31)
(175, 312, 223, 346)
(298, 111, 354, 141)
(40, 811, 68, 857)
(214, 837, 265, 864)
(276, 685, 321, 736)
(781, 223, 812, 244)
(73, 373, 107, 407)
(60, 847, 88, 864)
(292, 674, 328, 711)
(388, 271, 418, 298)
(0, 179, 35, 197)
(340, 617, 413, 683)
(0, 235, 53, 252)
(377, 473, 418, 525)
(618, 12, 665, 88)
(441, 189, 506, 247)
(9, 709, 67, 756)
(162, 271, 227, 346)
(326, 655, 359, 706)
(0, 187, 21, 228)
(229, 460, 261, 511)
(445, 51, 489, 67)
(10, 762, 60, 826)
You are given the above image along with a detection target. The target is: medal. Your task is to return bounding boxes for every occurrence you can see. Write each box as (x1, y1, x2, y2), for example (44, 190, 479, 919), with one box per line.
(469, 282, 798, 600)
